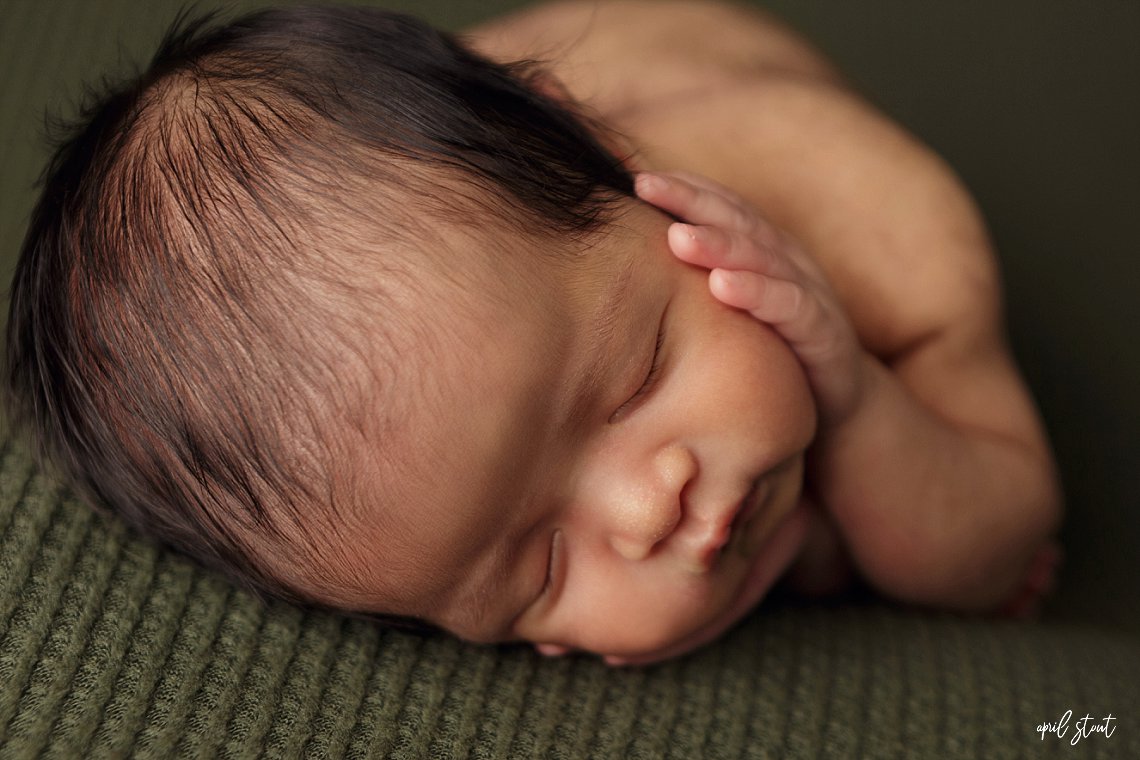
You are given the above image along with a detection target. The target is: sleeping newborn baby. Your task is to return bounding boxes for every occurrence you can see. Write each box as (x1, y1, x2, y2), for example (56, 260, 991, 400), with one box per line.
(4, 1, 1063, 666)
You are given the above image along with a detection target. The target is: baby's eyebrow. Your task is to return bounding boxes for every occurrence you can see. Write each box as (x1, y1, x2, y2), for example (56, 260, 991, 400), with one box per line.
(561, 256, 637, 432)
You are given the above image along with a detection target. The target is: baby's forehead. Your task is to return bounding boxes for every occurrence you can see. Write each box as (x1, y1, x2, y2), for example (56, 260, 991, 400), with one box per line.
(328, 210, 660, 625)
(397, 210, 637, 327)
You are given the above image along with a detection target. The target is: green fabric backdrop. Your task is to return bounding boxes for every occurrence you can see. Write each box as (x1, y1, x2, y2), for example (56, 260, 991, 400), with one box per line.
(2, 1, 1138, 757)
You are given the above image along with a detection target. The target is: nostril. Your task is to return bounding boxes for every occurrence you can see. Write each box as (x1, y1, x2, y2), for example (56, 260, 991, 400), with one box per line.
(608, 492, 683, 562)
(610, 510, 678, 560)
(608, 447, 694, 561)
(611, 535, 652, 561)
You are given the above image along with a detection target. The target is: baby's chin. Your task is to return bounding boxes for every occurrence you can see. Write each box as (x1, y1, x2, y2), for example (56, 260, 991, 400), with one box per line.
(600, 499, 812, 667)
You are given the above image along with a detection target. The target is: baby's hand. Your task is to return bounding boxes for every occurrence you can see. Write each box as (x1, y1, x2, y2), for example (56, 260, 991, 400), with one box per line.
(635, 171, 867, 429)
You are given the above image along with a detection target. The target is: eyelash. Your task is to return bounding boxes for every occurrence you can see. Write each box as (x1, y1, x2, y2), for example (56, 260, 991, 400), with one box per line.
(611, 322, 666, 420)
(638, 326, 667, 399)
(541, 530, 563, 596)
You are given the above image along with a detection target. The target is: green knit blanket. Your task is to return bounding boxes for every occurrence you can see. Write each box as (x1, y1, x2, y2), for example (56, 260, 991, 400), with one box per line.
(2, 432, 1138, 758)
(4, 0, 1140, 756)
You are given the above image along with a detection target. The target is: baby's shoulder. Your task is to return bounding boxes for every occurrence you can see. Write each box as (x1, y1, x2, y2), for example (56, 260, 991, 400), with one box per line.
(468, 2, 1002, 359)
(619, 76, 1002, 359)
(463, 0, 843, 115)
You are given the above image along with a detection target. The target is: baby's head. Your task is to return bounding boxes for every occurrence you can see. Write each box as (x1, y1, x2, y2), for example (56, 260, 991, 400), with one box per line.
(5, 6, 817, 665)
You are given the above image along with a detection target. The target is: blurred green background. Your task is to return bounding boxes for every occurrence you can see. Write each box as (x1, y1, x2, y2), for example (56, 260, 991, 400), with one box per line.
(1, 0, 1137, 635)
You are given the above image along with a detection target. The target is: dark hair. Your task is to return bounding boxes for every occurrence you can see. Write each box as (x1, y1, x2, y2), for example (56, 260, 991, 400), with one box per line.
(3, 4, 635, 617)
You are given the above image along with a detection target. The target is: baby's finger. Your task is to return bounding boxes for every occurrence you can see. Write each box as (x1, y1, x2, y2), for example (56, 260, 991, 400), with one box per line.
(709, 269, 821, 344)
(653, 169, 752, 207)
(636, 172, 759, 235)
(702, 268, 839, 366)
(669, 223, 796, 282)
(711, 268, 859, 422)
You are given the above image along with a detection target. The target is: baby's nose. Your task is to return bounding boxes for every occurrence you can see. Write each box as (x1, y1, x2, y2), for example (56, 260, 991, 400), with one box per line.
(608, 447, 695, 560)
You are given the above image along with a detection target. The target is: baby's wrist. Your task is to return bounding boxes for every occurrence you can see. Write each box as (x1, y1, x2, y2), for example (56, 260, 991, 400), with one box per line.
(815, 349, 887, 437)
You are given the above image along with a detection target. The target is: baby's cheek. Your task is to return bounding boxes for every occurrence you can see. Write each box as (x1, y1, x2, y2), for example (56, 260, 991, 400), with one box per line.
(546, 563, 727, 658)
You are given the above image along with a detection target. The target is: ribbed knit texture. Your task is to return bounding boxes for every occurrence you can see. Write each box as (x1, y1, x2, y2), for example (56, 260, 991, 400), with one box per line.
(2, 432, 1138, 758)
(4, 0, 1140, 757)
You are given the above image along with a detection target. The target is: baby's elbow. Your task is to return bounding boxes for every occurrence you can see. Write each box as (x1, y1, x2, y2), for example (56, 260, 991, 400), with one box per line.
(883, 449, 1064, 612)
(942, 453, 1065, 612)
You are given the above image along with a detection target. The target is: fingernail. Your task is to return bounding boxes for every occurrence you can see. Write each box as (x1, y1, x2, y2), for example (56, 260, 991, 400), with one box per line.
(636, 173, 666, 195)
(669, 224, 707, 252)
(673, 223, 696, 241)
(711, 268, 740, 287)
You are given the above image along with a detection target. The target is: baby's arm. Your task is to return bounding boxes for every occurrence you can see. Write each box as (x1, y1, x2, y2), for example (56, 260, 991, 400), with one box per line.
(636, 172, 1062, 613)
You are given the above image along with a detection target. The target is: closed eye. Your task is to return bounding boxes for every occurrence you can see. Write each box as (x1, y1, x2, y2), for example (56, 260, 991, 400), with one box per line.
(540, 529, 563, 598)
(610, 314, 667, 421)
(636, 326, 666, 399)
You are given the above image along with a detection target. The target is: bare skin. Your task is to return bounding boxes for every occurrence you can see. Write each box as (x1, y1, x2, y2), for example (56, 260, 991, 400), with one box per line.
(464, 0, 1063, 636)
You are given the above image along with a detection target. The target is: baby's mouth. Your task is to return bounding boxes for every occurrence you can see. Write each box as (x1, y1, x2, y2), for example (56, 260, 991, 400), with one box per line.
(725, 479, 771, 558)
(693, 478, 771, 572)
